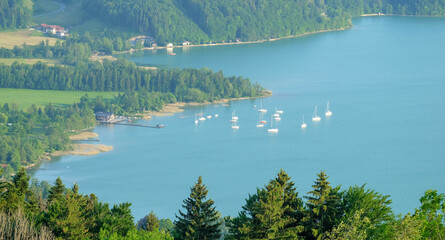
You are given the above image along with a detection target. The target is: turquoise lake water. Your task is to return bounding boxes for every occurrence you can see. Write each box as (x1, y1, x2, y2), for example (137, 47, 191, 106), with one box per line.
(32, 16, 445, 220)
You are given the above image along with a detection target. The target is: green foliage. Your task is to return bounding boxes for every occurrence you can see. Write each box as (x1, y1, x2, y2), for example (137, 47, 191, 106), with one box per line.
(0, 101, 96, 171)
(414, 190, 445, 239)
(0, 0, 32, 31)
(324, 209, 373, 240)
(228, 169, 304, 239)
(340, 184, 393, 238)
(0, 60, 265, 102)
(174, 176, 221, 240)
(304, 171, 342, 239)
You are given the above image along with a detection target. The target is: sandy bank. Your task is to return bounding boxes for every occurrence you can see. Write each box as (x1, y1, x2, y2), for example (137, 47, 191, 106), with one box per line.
(51, 144, 113, 157)
(69, 132, 99, 140)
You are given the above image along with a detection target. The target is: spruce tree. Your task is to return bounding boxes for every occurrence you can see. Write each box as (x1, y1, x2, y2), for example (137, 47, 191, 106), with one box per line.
(174, 176, 221, 240)
(48, 177, 65, 204)
(304, 171, 342, 239)
(228, 170, 304, 239)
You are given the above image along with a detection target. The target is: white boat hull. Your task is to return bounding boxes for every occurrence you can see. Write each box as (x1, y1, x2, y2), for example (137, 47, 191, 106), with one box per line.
(312, 117, 321, 122)
(267, 128, 279, 133)
(258, 109, 267, 112)
(325, 111, 332, 116)
(301, 123, 307, 128)
(232, 125, 239, 129)
(199, 117, 206, 121)
(277, 110, 283, 114)
(274, 117, 281, 121)
(256, 124, 264, 127)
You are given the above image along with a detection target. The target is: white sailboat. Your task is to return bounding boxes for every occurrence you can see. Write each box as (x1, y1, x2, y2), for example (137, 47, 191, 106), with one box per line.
(198, 110, 206, 121)
(312, 105, 321, 122)
(325, 101, 332, 116)
(267, 115, 279, 133)
(256, 112, 264, 127)
(207, 115, 212, 119)
(214, 114, 219, 118)
(258, 99, 267, 113)
(301, 115, 307, 128)
(230, 110, 238, 122)
(231, 121, 240, 129)
(194, 113, 198, 124)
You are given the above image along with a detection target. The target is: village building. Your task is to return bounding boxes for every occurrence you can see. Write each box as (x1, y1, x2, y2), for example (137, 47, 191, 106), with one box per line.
(166, 43, 174, 48)
(182, 41, 191, 46)
(35, 23, 68, 37)
(95, 112, 116, 122)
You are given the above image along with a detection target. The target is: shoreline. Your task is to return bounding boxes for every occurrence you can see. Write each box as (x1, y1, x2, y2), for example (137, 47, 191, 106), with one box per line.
(114, 27, 349, 56)
(136, 92, 272, 118)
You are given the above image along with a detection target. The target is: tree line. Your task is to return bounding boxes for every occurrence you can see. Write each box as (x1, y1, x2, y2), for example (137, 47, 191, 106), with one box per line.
(1, 168, 444, 239)
(0, 59, 265, 102)
(0, 0, 31, 31)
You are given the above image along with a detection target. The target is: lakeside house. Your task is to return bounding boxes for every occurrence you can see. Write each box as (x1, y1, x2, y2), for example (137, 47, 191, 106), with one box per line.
(182, 41, 191, 46)
(35, 24, 68, 37)
(167, 43, 174, 48)
(130, 36, 154, 47)
(95, 112, 115, 123)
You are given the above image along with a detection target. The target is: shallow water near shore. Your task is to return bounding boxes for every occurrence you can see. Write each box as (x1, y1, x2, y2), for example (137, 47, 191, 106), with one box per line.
(31, 16, 445, 220)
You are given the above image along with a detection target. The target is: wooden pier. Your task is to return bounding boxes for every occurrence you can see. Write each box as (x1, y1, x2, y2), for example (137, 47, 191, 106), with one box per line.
(101, 122, 165, 128)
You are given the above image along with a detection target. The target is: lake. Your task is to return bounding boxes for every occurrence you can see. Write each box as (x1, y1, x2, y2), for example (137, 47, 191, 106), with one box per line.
(31, 16, 445, 221)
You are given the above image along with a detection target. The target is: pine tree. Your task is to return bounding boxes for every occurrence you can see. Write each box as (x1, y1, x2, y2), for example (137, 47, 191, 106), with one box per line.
(228, 170, 304, 239)
(174, 176, 221, 240)
(304, 171, 342, 239)
(48, 177, 65, 204)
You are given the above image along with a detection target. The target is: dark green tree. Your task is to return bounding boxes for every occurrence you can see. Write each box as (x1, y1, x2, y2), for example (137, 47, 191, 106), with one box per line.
(228, 170, 304, 239)
(304, 171, 342, 239)
(47, 177, 65, 204)
(174, 176, 221, 240)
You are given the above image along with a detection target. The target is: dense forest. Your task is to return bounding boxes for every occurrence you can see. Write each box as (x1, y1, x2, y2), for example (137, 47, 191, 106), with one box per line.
(0, 0, 32, 30)
(0, 60, 265, 102)
(0, 102, 96, 173)
(1, 168, 444, 239)
(84, 0, 445, 45)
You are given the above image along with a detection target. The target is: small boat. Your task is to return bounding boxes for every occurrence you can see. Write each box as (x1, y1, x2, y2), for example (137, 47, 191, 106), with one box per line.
(260, 120, 267, 124)
(301, 115, 307, 128)
(231, 110, 238, 121)
(258, 99, 267, 112)
(231, 125, 240, 129)
(207, 115, 212, 119)
(214, 114, 219, 117)
(274, 117, 281, 121)
(195, 114, 198, 124)
(169, 53, 176, 56)
(267, 115, 279, 133)
(273, 112, 280, 118)
(198, 110, 206, 121)
(256, 112, 264, 127)
(312, 105, 321, 122)
(276, 108, 284, 114)
(325, 101, 332, 116)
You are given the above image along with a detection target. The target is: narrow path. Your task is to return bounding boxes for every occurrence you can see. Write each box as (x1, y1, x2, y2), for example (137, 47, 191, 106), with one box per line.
(34, 1, 67, 17)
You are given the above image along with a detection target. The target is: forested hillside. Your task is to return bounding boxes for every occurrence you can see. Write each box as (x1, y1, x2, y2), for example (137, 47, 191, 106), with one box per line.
(85, 0, 445, 45)
(0, 0, 32, 30)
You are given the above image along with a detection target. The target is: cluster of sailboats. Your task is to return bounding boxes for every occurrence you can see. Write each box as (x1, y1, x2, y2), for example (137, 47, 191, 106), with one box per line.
(194, 100, 332, 133)
(194, 110, 218, 124)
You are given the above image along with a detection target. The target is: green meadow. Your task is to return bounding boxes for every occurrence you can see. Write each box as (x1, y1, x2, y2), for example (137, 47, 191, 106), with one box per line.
(0, 88, 119, 110)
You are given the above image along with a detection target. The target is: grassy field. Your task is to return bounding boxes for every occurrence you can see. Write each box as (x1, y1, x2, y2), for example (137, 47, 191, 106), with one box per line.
(33, 0, 59, 15)
(0, 30, 59, 49)
(0, 88, 119, 110)
(0, 58, 59, 65)
(32, 0, 108, 33)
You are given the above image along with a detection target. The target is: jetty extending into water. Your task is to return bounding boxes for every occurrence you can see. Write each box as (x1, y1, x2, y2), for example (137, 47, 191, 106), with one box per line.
(102, 122, 165, 128)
